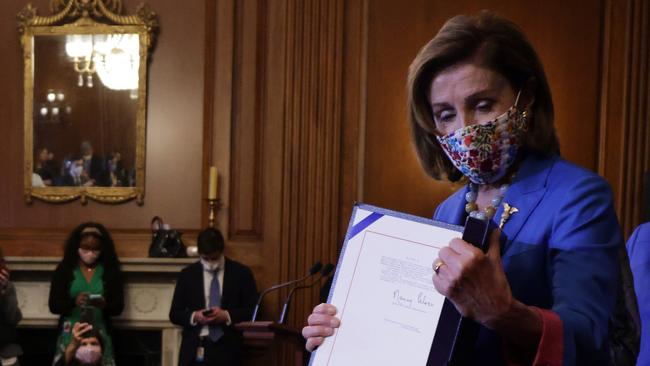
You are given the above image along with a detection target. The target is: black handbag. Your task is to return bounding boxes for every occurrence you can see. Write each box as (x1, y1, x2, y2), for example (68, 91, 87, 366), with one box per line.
(148, 216, 187, 258)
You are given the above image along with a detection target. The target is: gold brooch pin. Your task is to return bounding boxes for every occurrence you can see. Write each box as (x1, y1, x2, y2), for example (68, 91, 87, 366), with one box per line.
(499, 202, 519, 229)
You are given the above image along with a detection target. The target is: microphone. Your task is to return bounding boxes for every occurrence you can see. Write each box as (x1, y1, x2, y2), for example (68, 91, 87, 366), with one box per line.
(278, 263, 335, 324)
(250, 261, 322, 322)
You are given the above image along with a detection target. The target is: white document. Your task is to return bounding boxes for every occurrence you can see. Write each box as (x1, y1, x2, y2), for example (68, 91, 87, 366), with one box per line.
(310, 204, 463, 366)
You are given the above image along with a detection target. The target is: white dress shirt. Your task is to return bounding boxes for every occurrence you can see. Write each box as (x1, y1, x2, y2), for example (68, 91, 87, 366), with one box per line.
(190, 255, 231, 336)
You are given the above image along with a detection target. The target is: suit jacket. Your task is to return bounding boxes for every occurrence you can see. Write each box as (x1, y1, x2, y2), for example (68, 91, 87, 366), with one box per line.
(434, 153, 621, 365)
(85, 155, 105, 183)
(627, 223, 650, 365)
(169, 257, 258, 366)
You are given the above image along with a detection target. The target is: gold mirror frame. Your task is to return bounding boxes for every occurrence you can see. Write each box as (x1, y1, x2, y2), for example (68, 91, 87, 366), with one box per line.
(18, 0, 158, 205)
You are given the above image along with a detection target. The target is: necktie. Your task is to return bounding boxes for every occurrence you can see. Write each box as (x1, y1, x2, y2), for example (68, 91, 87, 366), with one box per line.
(208, 269, 224, 342)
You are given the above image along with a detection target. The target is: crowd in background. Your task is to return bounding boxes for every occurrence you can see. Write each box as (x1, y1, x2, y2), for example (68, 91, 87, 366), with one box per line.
(33, 141, 133, 188)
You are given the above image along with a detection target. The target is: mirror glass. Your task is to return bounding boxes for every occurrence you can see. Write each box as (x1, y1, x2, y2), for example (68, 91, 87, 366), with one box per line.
(33, 33, 139, 188)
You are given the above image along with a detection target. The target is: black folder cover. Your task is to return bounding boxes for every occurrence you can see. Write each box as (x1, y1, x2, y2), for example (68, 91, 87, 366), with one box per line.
(427, 216, 494, 366)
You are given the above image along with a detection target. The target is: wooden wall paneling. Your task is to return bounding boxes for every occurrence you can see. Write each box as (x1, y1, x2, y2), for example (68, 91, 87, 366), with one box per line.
(338, 0, 368, 246)
(207, 0, 268, 277)
(362, 0, 604, 219)
(209, 0, 285, 322)
(599, 0, 650, 237)
(277, 0, 345, 334)
(229, 0, 265, 241)
(0, 228, 200, 258)
(201, 0, 217, 228)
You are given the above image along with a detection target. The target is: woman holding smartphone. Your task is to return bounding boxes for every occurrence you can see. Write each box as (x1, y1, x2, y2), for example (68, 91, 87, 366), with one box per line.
(49, 223, 124, 366)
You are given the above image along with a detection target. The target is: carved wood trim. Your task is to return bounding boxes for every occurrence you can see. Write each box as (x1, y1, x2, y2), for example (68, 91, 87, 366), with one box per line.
(277, 0, 346, 330)
(599, 0, 650, 237)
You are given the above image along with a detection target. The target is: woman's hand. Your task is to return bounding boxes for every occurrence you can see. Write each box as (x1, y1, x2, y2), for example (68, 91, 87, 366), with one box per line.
(65, 322, 93, 363)
(432, 229, 513, 328)
(75, 292, 89, 307)
(301, 303, 340, 352)
(72, 322, 93, 342)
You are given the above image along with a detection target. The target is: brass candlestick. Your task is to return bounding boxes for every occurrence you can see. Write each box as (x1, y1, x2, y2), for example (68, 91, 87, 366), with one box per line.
(206, 198, 220, 228)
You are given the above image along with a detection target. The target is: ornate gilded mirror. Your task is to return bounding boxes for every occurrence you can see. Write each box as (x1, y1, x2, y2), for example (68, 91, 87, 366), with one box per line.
(18, 0, 158, 204)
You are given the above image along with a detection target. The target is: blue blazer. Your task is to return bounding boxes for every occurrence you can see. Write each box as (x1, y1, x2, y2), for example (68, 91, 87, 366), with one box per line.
(627, 223, 650, 365)
(434, 153, 621, 365)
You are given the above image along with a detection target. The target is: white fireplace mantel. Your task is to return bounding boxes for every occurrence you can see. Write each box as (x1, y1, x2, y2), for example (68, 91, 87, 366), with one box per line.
(6, 256, 198, 366)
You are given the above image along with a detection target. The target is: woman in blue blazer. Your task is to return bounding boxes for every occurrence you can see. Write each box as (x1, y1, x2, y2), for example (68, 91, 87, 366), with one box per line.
(627, 223, 650, 365)
(303, 12, 626, 365)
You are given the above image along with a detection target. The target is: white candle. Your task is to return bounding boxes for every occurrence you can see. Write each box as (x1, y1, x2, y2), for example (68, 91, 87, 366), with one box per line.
(208, 166, 218, 199)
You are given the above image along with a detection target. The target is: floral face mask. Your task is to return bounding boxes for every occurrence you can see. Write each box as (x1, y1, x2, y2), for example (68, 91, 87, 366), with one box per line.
(435, 94, 528, 184)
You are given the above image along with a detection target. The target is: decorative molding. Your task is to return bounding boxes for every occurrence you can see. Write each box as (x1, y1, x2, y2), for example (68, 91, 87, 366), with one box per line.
(598, 0, 650, 237)
(228, 0, 266, 241)
(17, 0, 159, 35)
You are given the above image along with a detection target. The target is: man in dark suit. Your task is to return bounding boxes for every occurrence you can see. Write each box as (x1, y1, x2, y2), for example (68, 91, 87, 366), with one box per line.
(80, 141, 107, 186)
(169, 228, 257, 366)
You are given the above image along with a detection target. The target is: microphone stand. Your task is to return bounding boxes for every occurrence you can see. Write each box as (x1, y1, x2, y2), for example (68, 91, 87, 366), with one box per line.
(278, 264, 334, 324)
(250, 262, 322, 322)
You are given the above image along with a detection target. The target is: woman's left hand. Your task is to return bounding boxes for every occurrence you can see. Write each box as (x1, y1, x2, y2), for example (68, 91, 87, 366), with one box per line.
(432, 229, 513, 328)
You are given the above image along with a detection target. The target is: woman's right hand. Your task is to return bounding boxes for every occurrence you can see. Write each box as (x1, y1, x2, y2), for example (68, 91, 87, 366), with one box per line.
(301, 303, 340, 352)
(75, 292, 89, 307)
(72, 322, 92, 343)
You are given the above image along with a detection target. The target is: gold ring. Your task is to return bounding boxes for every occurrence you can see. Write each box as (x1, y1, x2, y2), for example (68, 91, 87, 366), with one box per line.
(434, 261, 445, 275)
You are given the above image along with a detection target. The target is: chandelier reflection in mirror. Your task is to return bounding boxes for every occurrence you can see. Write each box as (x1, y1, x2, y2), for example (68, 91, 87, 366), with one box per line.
(65, 33, 139, 98)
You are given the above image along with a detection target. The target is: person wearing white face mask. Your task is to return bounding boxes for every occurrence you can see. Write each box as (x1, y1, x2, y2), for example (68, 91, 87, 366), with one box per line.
(49, 223, 124, 366)
(170, 228, 258, 366)
(302, 12, 639, 366)
(54, 322, 104, 366)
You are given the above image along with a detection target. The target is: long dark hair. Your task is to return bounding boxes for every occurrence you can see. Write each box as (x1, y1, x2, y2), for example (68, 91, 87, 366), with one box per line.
(58, 222, 122, 288)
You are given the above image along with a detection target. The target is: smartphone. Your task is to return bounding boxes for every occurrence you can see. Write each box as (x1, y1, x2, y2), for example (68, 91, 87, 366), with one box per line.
(79, 307, 95, 325)
(88, 294, 103, 301)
